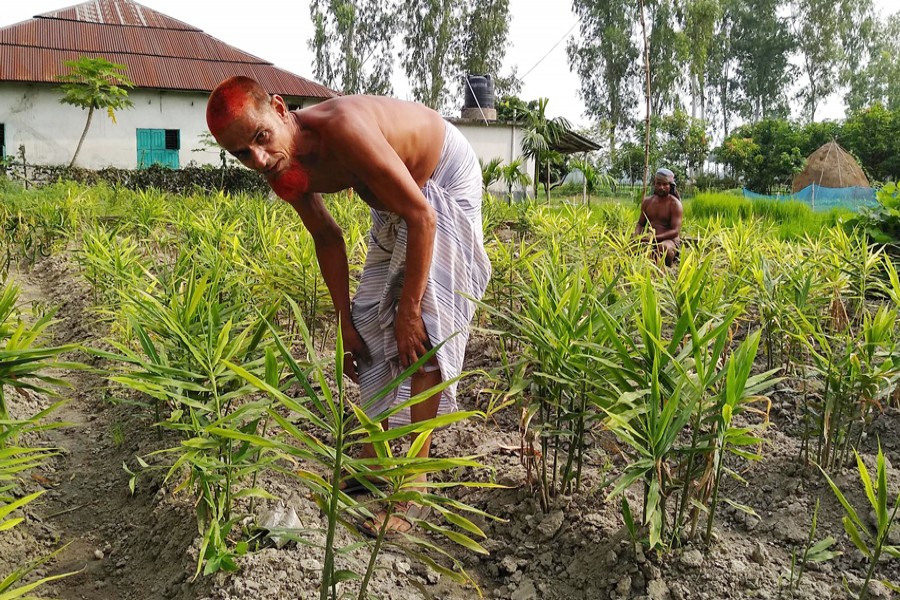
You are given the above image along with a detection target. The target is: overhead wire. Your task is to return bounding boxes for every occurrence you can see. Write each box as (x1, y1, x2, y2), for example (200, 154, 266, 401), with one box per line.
(518, 19, 581, 81)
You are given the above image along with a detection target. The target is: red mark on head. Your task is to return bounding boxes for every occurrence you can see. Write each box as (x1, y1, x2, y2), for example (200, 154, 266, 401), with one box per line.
(270, 163, 310, 199)
(207, 86, 250, 133)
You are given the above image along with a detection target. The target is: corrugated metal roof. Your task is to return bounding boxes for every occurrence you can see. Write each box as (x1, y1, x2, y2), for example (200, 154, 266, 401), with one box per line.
(0, 0, 337, 98)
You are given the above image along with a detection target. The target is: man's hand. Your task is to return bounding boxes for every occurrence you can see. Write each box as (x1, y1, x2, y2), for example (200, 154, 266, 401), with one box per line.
(342, 325, 371, 384)
(395, 304, 430, 369)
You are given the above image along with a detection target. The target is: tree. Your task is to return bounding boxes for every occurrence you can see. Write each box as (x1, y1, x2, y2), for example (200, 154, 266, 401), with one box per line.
(841, 104, 900, 182)
(569, 157, 615, 205)
(520, 98, 572, 203)
(459, 0, 510, 77)
(500, 158, 532, 204)
(401, 0, 466, 111)
(567, 0, 640, 159)
(843, 13, 900, 113)
(715, 119, 804, 193)
(480, 157, 504, 193)
(684, 0, 721, 122)
(707, 0, 741, 138)
(308, 0, 397, 95)
(56, 57, 134, 168)
(646, 0, 684, 115)
(657, 109, 710, 179)
(731, 0, 795, 123)
(791, 0, 845, 122)
(612, 142, 647, 186)
(839, 0, 877, 111)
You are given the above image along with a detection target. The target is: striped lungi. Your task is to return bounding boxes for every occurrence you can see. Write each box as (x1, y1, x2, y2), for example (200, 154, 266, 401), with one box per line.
(351, 122, 491, 424)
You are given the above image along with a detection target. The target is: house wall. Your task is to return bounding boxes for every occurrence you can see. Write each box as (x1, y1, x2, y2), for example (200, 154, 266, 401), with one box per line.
(0, 83, 533, 197)
(0, 83, 320, 169)
(451, 120, 535, 197)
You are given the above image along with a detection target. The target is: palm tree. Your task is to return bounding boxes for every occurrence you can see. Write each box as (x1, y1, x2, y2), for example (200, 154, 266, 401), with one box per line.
(57, 57, 134, 168)
(569, 157, 617, 206)
(520, 98, 572, 203)
(480, 157, 504, 194)
(500, 158, 532, 205)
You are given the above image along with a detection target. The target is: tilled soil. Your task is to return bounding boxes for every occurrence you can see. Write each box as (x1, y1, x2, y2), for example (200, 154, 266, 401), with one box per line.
(3, 253, 900, 600)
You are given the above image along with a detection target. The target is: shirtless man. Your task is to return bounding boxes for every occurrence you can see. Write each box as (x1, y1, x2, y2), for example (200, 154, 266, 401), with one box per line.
(206, 76, 491, 534)
(634, 168, 683, 266)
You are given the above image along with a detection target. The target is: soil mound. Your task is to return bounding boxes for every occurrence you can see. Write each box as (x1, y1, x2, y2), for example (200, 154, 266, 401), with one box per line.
(792, 141, 869, 192)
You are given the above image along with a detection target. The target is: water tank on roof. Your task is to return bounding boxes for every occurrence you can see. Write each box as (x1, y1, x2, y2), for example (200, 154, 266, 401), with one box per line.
(463, 74, 495, 109)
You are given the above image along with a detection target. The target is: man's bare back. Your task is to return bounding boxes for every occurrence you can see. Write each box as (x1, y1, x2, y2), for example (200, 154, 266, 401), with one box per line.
(212, 92, 446, 210)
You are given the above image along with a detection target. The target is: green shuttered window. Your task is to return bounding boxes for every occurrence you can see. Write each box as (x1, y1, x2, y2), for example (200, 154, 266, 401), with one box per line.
(136, 128, 179, 168)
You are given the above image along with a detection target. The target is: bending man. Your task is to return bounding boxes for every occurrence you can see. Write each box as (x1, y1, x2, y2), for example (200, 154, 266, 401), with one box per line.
(634, 167, 683, 266)
(206, 76, 491, 534)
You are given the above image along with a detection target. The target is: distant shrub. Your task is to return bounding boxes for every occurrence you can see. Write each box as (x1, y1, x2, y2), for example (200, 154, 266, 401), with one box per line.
(4, 162, 269, 196)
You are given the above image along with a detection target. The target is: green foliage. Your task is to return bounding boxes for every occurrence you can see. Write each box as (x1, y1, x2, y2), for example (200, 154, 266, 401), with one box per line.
(0, 289, 76, 599)
(842, 104, 900, 182)
(56, 57, 134, 115)
(714, 106, 900, 189)
(519, 98, 572, 202)
(821, 444, 900, 599)
(4, 164, 268, 197)
(843, 11, 900, 114)
(459, 0, 510, 77)
(567, 0, 639, 156)
(225, 298, 495, 598)
(56, 57, 135, 168)
(611, 142, 647, 186)
(793, 0, 846, 122)
(499, 158, 531, 203)
(0, 403, 75, 599)
(480, 157, 503, 192)
(400, 0, 465, 110)
(97, 266, 281, 576)
(786, 498, 840, 591)
(0, 283, 78, 430)
(308, 0, 397, 95)
(848, 182, 900, 243)
(715, 119, 805, 194)
(729, 0, 794, 122)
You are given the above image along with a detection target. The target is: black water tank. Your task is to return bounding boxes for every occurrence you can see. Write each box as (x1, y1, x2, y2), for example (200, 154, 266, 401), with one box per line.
(463, 75, 495, 109)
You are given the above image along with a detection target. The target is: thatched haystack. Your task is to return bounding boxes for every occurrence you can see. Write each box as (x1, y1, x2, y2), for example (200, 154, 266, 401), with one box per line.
(792, 141, 869, 193)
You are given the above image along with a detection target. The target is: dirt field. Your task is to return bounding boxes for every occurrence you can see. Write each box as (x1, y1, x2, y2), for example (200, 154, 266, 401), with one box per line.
(3, 251, 900, 600)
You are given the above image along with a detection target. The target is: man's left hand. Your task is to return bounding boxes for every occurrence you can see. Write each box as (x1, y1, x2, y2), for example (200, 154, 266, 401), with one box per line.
(395, 304, 430, 369)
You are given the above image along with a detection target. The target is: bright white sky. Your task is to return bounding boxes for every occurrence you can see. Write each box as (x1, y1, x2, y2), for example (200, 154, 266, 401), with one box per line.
(4, 0, 899, 130)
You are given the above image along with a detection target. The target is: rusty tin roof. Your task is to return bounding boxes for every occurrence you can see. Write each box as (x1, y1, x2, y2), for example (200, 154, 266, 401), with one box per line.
(0, 0, 337, 98)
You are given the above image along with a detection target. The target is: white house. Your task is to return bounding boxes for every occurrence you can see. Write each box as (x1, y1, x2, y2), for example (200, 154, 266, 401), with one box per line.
(0, 0, 337, 169)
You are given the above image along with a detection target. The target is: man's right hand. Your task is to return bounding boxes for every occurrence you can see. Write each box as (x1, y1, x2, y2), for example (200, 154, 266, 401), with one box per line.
(341, 325, 371, 384)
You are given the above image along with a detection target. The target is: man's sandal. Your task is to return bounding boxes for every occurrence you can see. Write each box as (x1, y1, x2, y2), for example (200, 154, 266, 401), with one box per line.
(359, 501, 433, 540)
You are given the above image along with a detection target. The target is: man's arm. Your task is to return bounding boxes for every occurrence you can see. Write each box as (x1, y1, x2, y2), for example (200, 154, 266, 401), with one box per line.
(652, 199, 683, 241)
(634, 199, 649, 237)
(328, 112, 437, 368)
(286, 193, 371, 380)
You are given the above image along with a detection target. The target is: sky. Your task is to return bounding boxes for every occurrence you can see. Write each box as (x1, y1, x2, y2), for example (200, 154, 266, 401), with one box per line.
(3, 0, 899, 131)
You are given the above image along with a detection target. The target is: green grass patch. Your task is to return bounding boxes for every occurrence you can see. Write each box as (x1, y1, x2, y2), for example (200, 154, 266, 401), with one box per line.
(684, 192, 853, 240)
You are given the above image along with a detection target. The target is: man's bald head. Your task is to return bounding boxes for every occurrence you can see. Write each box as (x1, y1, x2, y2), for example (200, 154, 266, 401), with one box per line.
(206, 76, 271, 134)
